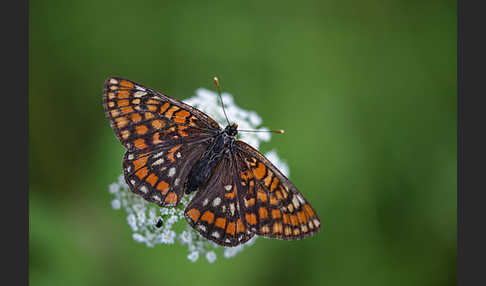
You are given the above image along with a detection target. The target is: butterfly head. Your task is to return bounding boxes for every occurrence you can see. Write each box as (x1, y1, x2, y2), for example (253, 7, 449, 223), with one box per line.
(224, 123, 238, 137)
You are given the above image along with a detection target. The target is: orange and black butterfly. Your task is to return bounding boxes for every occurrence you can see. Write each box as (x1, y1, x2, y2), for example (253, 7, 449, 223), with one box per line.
(103, 77, 321, 247)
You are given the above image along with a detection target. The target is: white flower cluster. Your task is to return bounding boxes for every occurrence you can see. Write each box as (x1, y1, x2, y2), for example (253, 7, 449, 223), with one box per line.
(109, 87, 289, 263)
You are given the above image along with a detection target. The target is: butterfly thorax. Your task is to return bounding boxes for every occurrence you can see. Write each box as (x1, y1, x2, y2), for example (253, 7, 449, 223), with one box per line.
(185, 124, 238, 194)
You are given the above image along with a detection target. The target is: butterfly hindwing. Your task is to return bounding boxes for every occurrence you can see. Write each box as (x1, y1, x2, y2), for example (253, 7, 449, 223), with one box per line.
(236, 141, 321, 239)
(123, 141, 209, 207)
(184, 156, 255, 246)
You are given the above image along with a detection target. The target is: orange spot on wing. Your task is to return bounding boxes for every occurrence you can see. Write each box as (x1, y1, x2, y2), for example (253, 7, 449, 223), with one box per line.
(304, 204, 315, 217)
(164, 106, 180, 119)
(269, 194, 279, 206)
(244, 198, 255, 207)
(174, 110, 190, 123)
(131, 113, 142, 123)
(273, 222, 283, 234)
(245, 213, 257, 225)
(135, 125, 148, 135)
(283, 214, 290, 224)
(270, 177, 279, 191)
(215, 217, 226, 229)
(253, 162, 266, 179)
(135, 167, 149, 179)
(271, 209, 281, 219)
(257, 190, 268, 202)
(226, 222, 236, 235)
(164, 192, 178, 204)
(293, 228, 300, 236)
(187, 209, 201, 223)
(201, 211, 215, 224)
(284, 226, 292, 236)
(156, 181, 169, 194)
(118, 99, 129, 107)
(153, 133, 162, 144)
(159, 103, 170, 114)
(120, 80, 134, 88)
(259, 207, 268, 219)
(225, 189, 236, 199)
(110, 109, 120, 117)
(297, 211, 307, 223)
(263, 173, 273, 187)
(115, 117, 128, 128)
(261, 225, 270, 233)
(118, 90, 130, 99)
(144, 112, 154, 119)
(145, 173, 158, 187)
(132, 156, 148, 170)
(178, 125, 188, 137)
(236, 219, 245, 233)
(290, 215, 299, 226)
(152, 119, 165, 129)
(134, 138, 147, 149)
(147, 105, 157, 112)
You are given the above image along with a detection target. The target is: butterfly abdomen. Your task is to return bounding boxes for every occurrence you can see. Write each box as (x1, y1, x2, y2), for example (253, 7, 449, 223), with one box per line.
(185, 131, 234, 194)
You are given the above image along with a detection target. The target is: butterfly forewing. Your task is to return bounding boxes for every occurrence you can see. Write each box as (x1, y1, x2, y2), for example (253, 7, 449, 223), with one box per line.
(235, 141, 321, 239)
(103, 77, 220, 152)
(184, 156, 255, 246)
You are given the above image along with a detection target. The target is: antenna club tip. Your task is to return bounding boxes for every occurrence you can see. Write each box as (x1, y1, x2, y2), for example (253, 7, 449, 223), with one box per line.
(272, 129, 285, 134)
(213, 77, 220, 88)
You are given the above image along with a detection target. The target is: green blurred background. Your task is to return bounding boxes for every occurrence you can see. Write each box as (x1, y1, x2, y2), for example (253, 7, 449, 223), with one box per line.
(30, 0, 456, 285)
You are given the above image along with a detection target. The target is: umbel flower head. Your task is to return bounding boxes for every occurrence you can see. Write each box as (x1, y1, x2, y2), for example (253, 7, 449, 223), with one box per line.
(109, 87, 289, 263)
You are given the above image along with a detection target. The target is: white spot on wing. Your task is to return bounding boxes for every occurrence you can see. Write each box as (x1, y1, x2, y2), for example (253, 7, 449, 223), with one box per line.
(109, 78, 118, 84)
(297, 194, 305, 204)
(168, 167, 176, 177)
(140, 185, 148, 193)
(135, 91, 147, 97)
(135, 85, 145, 91)
(292, 197, 300, 208)
(174, 178, 180, 186)
(229, 203, 235, 216)
(153, 151, 164, 158)
(211, 231, 220, 238)
(176, 152, 181, 158)
(198, 225, 206, 232)
(153, 158, 164, 166)
(128, 154, 134, 160)
(212, 197, 221, 207)
(202, 198, 209, 206)
(224, 185, 232, 191)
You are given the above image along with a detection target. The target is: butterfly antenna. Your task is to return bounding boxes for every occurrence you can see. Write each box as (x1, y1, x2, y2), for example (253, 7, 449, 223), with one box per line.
(238, 129, 285, 134)
(213, 76, 231, 126)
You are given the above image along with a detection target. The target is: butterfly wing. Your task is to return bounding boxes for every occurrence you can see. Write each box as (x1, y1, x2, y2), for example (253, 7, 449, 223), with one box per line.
(103, 77, 220, 152)
(235, 141, 321, 239)
(123, 142, 209, 206)
(184, 155, 255, 247)
(103, 77, 220, 206)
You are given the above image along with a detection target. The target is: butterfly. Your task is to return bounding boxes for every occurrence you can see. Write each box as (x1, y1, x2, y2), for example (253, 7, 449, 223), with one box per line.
(103, 77, 321, 247)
